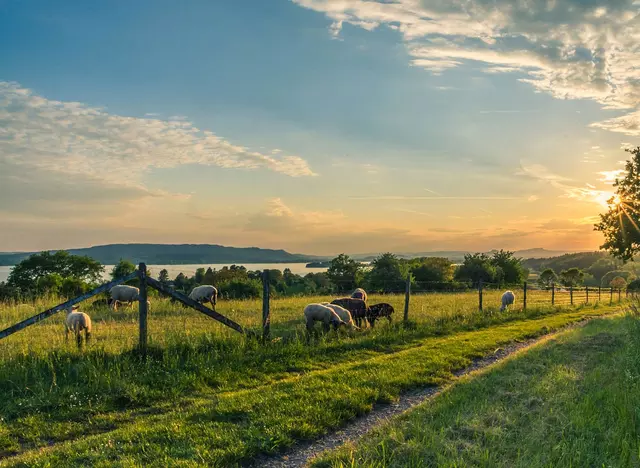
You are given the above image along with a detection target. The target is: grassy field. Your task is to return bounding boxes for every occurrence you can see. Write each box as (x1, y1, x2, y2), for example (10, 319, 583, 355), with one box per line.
(0, 291, 626, 466)
(313, 313, 640, 468)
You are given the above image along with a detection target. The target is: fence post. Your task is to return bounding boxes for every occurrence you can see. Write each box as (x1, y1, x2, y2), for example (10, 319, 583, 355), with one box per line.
(551, 283, 555, 306)
(586, 286, 589, 304)
(262, 269, 270, 342)
(478, 280, 483, 312)
(138, 263, 148, 355)
(523, 282, 527, 310)
(570, 286, 573, 306)
(598, 286, 601, 302)
(610, 287, 614, 305)
(403, 274, 411, 322)
(618, 288, 622, 303)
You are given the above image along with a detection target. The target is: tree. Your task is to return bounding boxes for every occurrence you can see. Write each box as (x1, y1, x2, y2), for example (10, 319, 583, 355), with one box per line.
(36, 273, 63, 294)
(110, 259, 136, 280)
(538, 268, 557, 289)
(158, 269, 170, 284)
(8, 251, 104, 292)
(365, 253, 408, 293)
(601, 270, 634, 287)
(490, 250, 526, 284)
(410, 257, 454, 284)
(559, 268, 584, 287)
(595, 146, 640, 261)
(173, 272, 188, 291)
(194, 267, 206, 284)
(327, 254, 362, 293)
(587, 257, 621, 282)
(60, 277, 88, 298)
(454, 253, 497, 287)
(203, 267, 215, 285)
(609, 276, 627, 289)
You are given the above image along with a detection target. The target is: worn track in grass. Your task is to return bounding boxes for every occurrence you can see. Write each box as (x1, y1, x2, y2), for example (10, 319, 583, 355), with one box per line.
(253, 315, 612, 468)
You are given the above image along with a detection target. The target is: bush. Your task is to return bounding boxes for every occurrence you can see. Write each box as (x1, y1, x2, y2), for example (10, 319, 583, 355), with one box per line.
(218, 279, 262, 299)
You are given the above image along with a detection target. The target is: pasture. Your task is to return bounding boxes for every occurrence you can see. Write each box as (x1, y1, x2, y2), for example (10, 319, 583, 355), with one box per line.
(0, 290, 625, 466)
(314, 313, 640, 467)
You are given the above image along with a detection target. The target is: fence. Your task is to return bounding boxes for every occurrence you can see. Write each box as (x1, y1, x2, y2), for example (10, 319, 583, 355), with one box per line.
(0, 266, 630, 350)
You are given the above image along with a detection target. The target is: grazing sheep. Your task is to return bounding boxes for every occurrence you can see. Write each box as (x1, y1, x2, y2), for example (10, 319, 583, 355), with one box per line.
(304, 303, 346, 335)
(65, 306, 92, 346)
(331, 297, 369, 327)
(367, 303, 394, 327)
(109, 285, 150, 311)
(351, 288, 368, 302)
(188, 285, 218, 309)
(322, 303, 360, 330)
(500, 291, 516, 312)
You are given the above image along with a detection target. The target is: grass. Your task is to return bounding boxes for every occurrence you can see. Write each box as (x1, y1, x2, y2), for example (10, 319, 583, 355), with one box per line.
(312, 311, 640, 468)
(0, 289, 623, 467)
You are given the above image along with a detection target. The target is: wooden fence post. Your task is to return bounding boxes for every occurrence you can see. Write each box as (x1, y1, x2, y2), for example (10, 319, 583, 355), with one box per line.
(598, 286, 601, 302)
(570, 286, 573, 306)
(138, 263, 148, 355)
(403, 274, 411, 322)
(618, 288, 622, 303)
(551, 283, 555, 306)
(586, 286, 589, 304)
(478, 280, 483, 312)
(610, 287, 614, 305)
(262, 269, 270, 342)
(523, 282, 527, 310)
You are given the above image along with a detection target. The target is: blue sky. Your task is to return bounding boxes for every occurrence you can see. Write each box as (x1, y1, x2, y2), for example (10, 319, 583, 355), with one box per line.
(1, 0, 639, 254)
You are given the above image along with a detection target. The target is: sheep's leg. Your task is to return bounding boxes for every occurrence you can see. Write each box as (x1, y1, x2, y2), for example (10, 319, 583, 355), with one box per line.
(369, 317, 376, 328)
(85, 328, 91, 343)
(76, 329, 82, 348)
(387, 315, 392, 323)
(65, 326, 69, 342)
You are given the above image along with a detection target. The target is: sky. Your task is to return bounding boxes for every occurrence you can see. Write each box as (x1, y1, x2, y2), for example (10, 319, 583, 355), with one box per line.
(1, 0, 639, 256)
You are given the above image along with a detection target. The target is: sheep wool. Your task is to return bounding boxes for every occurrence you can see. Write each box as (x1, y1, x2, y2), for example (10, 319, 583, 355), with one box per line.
(304, 303, 345, 332)
(500, 291, 516, 311)
(189, 285, 218, 306)
(351, 288, 368, 302)
(65, 306, 92, 345)
(322, 303, 360, 330)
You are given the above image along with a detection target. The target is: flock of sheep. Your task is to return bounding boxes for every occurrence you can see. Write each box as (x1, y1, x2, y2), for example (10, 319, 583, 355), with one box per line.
(62, 282, 517, 346)
(304, 288, 395, 336)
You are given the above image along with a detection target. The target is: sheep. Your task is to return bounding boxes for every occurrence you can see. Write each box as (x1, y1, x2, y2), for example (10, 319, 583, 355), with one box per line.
(65, 306, 92, 346)
(304, 303, 347, 336)
(500, 290, 516, 312)
(366, 303, 394, 327)
(188, 285, 218, 309)
(351, 288, 368, 302)
(331, 297, 369, 327)
(322, 303, 360, 330)
(109, 285, 150, 311)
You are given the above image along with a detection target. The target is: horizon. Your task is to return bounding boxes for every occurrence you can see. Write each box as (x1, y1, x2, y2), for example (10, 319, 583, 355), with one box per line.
(3, 1, 639, 255)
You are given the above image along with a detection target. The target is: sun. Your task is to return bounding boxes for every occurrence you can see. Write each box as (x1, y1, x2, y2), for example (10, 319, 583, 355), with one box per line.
(612, 194, 622, 206)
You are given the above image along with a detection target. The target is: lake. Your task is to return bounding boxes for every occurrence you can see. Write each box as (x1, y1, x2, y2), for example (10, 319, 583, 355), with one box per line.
(0, 263, 328, 284)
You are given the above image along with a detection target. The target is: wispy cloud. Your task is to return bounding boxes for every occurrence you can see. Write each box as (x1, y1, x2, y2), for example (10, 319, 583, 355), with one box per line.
(0, 81, 316, 191)
(293, 0, 640, 135)
(350, 196, 520, 200)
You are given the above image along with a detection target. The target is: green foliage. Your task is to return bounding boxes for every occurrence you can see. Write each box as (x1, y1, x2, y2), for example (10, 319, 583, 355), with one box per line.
(609, 276, 627, 289)
(454, 253, 498, 286)
(327, 254, 362, 293)
(559, 268, 585, 287)
(628, 279, 640, 290)
(601, 270, 634, 287)
(523, 252, 610, 274)
(194, 267, 206, 284)
(158, 269, 170, 284)
(538, 268, 557, 289)
(409, 257, 454, 284)
(110, 259, 136, 280)
(596, 147, 640, 261)
(218, 278, 262, 299)
(491, 249, 527, 284)
(203, 267, 215, 285)
(365, 253, 408, 293)
(587, 257, 622, 282)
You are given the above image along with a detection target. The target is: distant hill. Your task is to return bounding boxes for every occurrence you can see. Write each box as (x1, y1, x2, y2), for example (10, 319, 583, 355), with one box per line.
(522, 252, 612, 273)
(352, 248, 576, 263)
(0, 244, 323, 266)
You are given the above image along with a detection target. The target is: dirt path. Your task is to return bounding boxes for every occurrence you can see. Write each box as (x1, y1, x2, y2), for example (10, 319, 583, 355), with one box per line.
(251, 317, 603, 468)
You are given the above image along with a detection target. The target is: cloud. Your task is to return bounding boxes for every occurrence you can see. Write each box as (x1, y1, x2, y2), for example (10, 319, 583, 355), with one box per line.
(0, 81, 316, 191)
(598, 169, 626, 184)
(350, 196, 520, 200)
(293, 0, 640, 134)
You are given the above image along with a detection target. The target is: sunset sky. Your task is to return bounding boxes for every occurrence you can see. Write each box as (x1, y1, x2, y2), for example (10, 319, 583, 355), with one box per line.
(1, 0, 639, 255)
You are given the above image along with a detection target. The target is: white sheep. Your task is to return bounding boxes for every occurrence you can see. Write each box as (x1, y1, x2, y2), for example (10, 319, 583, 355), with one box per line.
(351, 288, 368, 302)
(188, 285, 218, 308)
(65, 305, 92, 346)
(304, 303, 346, 334)
(500, 291, 516, 312)
(322, 303, 360, 330)
(109, 285, 150, 311)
